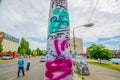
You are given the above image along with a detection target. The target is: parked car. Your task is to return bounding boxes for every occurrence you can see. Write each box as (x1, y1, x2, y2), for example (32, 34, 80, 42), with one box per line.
(19, 56, 24, 58)
(9, 56, 13, 59)
(111, 58, 120, 64)
(24, 55, 29, 58)
(40, 57, 46, 62)
(1, 56, 11, 60)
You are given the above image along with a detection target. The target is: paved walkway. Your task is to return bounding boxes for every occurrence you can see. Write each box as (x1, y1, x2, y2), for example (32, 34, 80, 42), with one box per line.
(0, 57, 82, 80)
(85, 64, 120, 80)
(10, 63, 82, 80)
(11, 71, 81, 80)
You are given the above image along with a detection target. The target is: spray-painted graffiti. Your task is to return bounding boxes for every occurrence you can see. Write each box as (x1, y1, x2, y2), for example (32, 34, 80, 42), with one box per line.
(45, 58, 72, 80)
(49, 8, 69, 34)
(54, 39, 67, 56)
(45, 39, 72, 80)
(51, 0, 67, 10)
(45, 0, 72, 80)
(48, 30, 69, 40)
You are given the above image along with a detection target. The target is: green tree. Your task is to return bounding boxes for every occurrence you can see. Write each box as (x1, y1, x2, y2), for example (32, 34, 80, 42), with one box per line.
(21, 48, 26, 55)
(27, 48, 32, 56)
(17, 47, 21, 55)
(87, 44, 112, 63)
(17, 38, 31, 56)
(0, 43, 3, 52)
(36, 48, 43, 56)
(32, 50, 37, 56)
(32, 50, 35, 56)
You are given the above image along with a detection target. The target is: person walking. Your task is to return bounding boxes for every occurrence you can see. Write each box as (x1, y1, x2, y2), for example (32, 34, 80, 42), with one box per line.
(17, 57, 25, 77)
(26, 60, 31, 72)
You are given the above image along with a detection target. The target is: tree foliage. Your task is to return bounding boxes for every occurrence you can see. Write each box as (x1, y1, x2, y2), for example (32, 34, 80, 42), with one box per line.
(36, 48, 44, 56)
(17, 38, 31, 56)
(27, 48, 32, 55)
(17, 38, 44, 56)
(87, 44, 112, 63)
(0, 43, 3, 52)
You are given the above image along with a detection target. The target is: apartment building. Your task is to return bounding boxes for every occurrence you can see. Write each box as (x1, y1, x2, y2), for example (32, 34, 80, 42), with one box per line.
(0, 32, 19, 52)
(70, 38, 84, 55)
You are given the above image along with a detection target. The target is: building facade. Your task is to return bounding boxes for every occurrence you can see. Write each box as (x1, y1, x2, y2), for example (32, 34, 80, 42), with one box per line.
(0, 32, 19, 52)
(70, 38, 84, 55)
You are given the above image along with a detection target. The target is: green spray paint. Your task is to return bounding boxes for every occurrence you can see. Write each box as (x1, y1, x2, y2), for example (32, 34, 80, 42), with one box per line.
(49, 8, 69, 34)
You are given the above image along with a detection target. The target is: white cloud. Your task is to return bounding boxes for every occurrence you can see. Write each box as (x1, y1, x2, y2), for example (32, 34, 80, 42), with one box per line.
(99, 0, 120, 14)
(69, 0, 120, 43)
(104, 44, 119, 50)
(29, 40, 47, 50)
(0, 0, 120, 50)
(99, 37, 120, 44)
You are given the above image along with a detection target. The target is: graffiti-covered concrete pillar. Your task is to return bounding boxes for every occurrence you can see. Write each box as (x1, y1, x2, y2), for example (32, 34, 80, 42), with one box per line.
(45, 0, 73, 80)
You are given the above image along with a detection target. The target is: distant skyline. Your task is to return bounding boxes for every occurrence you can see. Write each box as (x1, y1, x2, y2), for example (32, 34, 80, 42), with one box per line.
(0, 0, 120, 52)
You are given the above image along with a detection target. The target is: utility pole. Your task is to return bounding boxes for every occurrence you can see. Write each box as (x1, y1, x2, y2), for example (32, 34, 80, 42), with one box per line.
(73, 29, 76, 55)
(72, 23, 93, 57)
(45, 0, 72, 80)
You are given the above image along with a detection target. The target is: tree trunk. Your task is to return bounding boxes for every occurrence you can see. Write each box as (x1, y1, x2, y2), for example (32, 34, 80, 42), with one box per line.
(98, 58, 101, 64)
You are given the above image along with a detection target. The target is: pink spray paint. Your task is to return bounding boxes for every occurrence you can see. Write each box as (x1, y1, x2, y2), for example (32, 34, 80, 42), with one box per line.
(45, 0, 72, 80)
(45, 39, 72, 80)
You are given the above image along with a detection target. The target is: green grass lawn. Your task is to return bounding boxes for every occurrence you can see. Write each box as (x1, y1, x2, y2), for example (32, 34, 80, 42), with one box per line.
(87, 61, 120, 71)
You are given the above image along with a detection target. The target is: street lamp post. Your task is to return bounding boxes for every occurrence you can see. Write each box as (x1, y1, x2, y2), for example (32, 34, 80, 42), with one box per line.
(73, 23, 93, 56)
(73, 29, 76, 55)
(0, 0, 1, 4)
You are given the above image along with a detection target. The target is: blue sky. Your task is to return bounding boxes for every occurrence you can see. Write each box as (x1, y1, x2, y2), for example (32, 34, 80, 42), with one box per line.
(84, 36, 120, 50)
(0, 0, 120, 52)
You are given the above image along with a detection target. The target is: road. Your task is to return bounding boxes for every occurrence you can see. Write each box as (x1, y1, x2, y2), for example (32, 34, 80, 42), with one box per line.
(1, 58, 120, 80)
(85, 64, 120, 80)
(0, 57, 45, 80)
